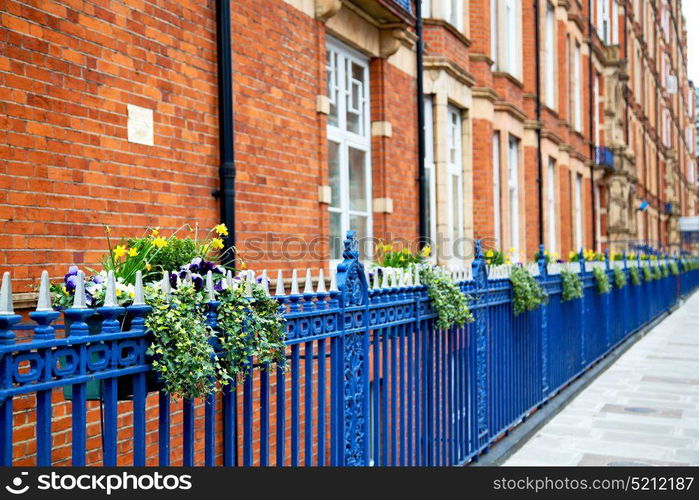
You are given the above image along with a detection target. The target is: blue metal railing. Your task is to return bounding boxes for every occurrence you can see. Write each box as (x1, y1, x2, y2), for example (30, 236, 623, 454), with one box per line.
(595, 146, 615, 169)
(0, 234, 697, 466)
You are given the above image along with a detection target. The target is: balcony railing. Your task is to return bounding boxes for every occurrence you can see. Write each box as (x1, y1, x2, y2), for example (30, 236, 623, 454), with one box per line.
(595, 146, 615, 169)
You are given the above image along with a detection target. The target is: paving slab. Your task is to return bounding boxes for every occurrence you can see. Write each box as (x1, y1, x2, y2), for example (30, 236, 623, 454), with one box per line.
(505, 292, 699, 466)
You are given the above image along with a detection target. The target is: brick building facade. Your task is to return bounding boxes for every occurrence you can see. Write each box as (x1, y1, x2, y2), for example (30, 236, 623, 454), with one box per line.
(1, 0, 697, 295)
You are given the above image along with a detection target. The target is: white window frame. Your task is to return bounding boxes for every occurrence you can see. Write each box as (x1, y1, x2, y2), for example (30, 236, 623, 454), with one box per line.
(504, 0, 520, 78)
(424, 96, 438, 255)
(326, 39, 372, 263)
(573, 42, 582, 132)
(493, 131, 502, 245)
(508, 135, 520, 256)
(574, 174, 583, 250)
(445, 0, 463, 31)
(544, 2, 556, 108)
(491, 0, 498, 67)
(447, 106, 464, 262)
(594, 183, 601, 252)
(547, 158, 556, 254)
(594, 73, 600, 146)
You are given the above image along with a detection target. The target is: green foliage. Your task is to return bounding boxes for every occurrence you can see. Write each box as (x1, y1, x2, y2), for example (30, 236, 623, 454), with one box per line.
(216, 283, 286, 382)
(560, 269, 583, 302)
(669, 261, 679, 276)
(613, 267, 627, 289)
(375, 243, 429, 269)
(642, 265, 654, 282)
(660, 264, 669, 278)
(629, 266, 641, 286)
(592, 267, 611, 294)
(133, 237, 198, 277)
(420, 266, 474, 329)
(145, 285, 220, 400)
(509, 266, 548, 315)
(485, 249, 506, 266)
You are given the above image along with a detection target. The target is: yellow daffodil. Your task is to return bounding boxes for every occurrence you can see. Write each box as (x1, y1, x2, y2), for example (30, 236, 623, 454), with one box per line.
(151, 227, 160, 237)
(384, 244, 393, 252)
(569, 251, 577, 260)
(145, 263, 152, 271)
(240, 261, 247, 269)
(211, 238, 224, 250)
(420, 245, 432, 258)
(128, 248, 138, 257)
(62, 286, 68, 295)
(402, 248, 410, 255)
(105, 226, 111, 234)
(129, 291, 135, 299)
(153, 237, 167, 249)
(509, 247, 515, 254)
(552, 252, 558, 260)
(113, 245, 127, 259)
(115, 289, 121, 296)
(486, 249, 494, 258)
(214, 223, 228, 236)
(505, 257, 511, 265)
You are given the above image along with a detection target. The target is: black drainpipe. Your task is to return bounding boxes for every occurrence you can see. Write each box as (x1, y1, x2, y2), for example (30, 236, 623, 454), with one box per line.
(534, 0, 544, 247)
(215, 0, 236, 253)
(588, 2, 597, 251)
(416, 0, 428, 248)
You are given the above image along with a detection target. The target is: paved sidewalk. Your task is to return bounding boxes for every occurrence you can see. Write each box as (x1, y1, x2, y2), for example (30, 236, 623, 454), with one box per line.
(505, 292, 699, 466)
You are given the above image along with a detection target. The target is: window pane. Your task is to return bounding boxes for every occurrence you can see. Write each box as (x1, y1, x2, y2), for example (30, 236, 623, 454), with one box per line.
(451, 174, 460, 242)
(327, 51, 338, 127)
(330, 211, 343, 260)
(349, 147, 367, 211)
(350, 214, 369, 260)
(328, 141, 341, 209)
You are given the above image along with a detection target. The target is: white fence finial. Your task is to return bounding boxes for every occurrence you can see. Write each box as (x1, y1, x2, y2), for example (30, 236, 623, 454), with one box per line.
(303, 269, 314, 294)
(36, 270, 52, 312)
(133, 271, 146, 306)
(290, 269, 300, 295)
(103, 270, 118, 307)
(275, 270, 285, 296)
(316, 269, 327, 293)
(206, 270, 216, 302)
(161, 271, 171, 297)
(72, 271, 87, 309)
(329, 268, 338, 292)
(0, 272, 15, 315)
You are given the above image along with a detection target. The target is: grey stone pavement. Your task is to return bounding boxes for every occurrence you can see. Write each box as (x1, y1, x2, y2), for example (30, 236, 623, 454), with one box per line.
(505, 292, 699, 466)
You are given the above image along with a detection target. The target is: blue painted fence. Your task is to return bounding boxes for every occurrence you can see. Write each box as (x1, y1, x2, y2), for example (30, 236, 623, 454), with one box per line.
(0, 233, 697, 467)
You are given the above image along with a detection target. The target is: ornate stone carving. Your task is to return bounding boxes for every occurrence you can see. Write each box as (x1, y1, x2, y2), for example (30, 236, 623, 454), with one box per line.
(315, 0, 342, 22)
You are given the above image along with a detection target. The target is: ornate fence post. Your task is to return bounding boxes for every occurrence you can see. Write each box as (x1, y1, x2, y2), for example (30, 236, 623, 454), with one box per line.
(334, 231, 370, 466)
(537, 245, 549, 398)
(604, 249, 612, 348)
(0, 273, 21, 465)
(471, 241, 489, 449)
(578, 250, 586, 368)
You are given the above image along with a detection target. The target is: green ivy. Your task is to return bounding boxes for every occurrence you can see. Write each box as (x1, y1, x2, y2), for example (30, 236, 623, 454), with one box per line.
(660, 264, 669, 278)
(560, 269, 583, 302)
(669, 261, 679, 276)
(642, 265, 654, 282)
(592, 267, 611, 294)
(216, 283, 286, 383)
(613, 267, 627, 289)
(510, 266, 548, 315)
(420, 267, 474, 329)
(629, 266, 641, 286)
(145, 285, 220, 400)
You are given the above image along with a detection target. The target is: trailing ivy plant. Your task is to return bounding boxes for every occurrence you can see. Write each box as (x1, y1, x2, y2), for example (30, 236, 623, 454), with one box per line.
(420, 266, 474, 329)
(560, 269, 583, 302)
(669, 261, 679, 276)
(509, 266, 548, 315)
(145, 285, 220, 400)
(642, 265, 654, 282)
(216, 282, 286, 383)
(592, 267, 611, 294)
(613, 267, 627, 289)
(660, 264, 669, 278)
(629, 266, 641, 286)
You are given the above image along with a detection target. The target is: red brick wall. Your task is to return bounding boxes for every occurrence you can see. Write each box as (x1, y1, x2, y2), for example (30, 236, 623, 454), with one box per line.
(0, 0, 419, 291)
